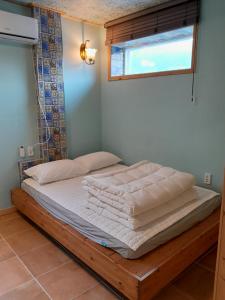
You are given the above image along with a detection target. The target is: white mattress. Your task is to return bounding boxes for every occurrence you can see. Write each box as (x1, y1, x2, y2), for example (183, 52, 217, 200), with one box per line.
(22, 164, 220, 259)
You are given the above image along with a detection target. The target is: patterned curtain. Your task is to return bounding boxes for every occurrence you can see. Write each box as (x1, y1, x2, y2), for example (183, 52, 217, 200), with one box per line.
(33, 7, 67, 161)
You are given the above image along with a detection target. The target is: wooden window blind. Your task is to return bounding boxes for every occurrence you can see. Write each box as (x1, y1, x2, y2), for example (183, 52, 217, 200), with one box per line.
(105, 0, 200, 45)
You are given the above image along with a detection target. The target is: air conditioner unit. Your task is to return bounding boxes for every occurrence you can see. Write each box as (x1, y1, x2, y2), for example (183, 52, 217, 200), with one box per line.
(0, 10, 38, 45)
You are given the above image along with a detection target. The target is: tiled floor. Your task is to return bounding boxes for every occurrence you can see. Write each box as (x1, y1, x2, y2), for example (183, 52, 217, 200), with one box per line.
(0, 211, 217, 300)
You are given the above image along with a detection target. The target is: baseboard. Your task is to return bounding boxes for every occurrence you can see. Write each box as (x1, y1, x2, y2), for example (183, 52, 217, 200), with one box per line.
(0, 206, 17, 216)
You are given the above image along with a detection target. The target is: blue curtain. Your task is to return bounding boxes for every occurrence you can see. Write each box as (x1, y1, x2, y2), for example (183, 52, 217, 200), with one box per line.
(33, 7, 67, 161)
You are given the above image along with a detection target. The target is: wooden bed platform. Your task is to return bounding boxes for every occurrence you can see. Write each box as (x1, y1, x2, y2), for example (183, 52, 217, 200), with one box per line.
(11, 188, 220, 300)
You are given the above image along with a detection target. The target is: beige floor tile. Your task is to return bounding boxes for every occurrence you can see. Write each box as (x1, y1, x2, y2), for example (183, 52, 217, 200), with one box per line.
(0, 212, 217, 300)
(75, 284, 119, 300)
(0, 240, 15, 262)
(38, 261, 98, 300)
(0, 212, 21, 224)
(174, 264, 215, 300)
(0, 217, 33, 238)
(0, 280, 49, 300)
(197, 247, 218, 272)
(6, 229, 50, 256)
(153, 285, 192, 300)
(0, 257, 32, 296)
(21, 243, 71, 277)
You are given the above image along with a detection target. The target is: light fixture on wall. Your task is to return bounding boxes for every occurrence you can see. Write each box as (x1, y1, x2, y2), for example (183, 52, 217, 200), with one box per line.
(80, 40, 97, 65)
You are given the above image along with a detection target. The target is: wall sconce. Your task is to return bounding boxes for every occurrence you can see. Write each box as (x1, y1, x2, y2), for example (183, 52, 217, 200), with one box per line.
(80, 40, 97, 65)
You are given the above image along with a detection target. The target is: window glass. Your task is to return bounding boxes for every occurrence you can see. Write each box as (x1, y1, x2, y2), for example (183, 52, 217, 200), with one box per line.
(110, 26, 194, 78)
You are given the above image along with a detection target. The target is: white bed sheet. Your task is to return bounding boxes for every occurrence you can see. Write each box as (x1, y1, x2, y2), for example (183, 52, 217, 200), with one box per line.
(22, 164, 220, 252)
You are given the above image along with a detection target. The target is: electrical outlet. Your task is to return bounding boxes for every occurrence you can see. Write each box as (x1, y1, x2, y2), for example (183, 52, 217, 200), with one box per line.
(27, 146, 34, 157)
(204, 173, 212, 185)
(191, 96, 197, 105)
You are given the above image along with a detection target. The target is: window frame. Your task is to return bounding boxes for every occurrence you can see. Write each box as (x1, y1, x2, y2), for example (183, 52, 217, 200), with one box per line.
(108, 25, 198, 81)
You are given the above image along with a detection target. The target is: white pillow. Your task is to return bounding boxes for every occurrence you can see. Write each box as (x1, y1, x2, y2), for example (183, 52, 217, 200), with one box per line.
(24, 159, 88, 185)
(74, 152, 122, 172)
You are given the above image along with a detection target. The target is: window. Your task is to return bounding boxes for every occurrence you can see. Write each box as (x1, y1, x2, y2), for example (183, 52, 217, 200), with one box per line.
(110, 26, 196, 80)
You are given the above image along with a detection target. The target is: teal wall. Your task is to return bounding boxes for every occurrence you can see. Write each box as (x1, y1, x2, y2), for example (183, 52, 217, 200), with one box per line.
(0, 1, 37, 209)
(0, 1, 101, 209)
(100, 0, 225, 191)
(0, 0, 31, 16)
(62, 19, 101, 158)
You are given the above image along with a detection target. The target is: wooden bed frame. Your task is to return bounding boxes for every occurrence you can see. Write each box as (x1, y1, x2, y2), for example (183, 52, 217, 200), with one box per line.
(11, 188, 220, 300)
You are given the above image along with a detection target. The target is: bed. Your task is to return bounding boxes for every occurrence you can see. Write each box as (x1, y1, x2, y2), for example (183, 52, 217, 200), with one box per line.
(11, 163, 221, 299)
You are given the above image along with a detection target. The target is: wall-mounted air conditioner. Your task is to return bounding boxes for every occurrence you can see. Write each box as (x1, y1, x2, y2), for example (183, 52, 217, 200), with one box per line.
(0, 10, 38, 45)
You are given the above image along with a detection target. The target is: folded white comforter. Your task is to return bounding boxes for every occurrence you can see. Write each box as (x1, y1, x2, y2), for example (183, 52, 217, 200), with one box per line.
(83, 161, 195, 217)
(87, 188, 197, 230)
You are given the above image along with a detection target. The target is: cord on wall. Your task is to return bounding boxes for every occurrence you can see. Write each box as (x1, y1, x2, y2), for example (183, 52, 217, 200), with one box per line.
(31, 46, 51, 157)
(191, 71, 196, 103)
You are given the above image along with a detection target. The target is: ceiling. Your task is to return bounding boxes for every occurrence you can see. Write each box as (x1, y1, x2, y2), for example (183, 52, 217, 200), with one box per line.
(11, 0, 170, 25)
